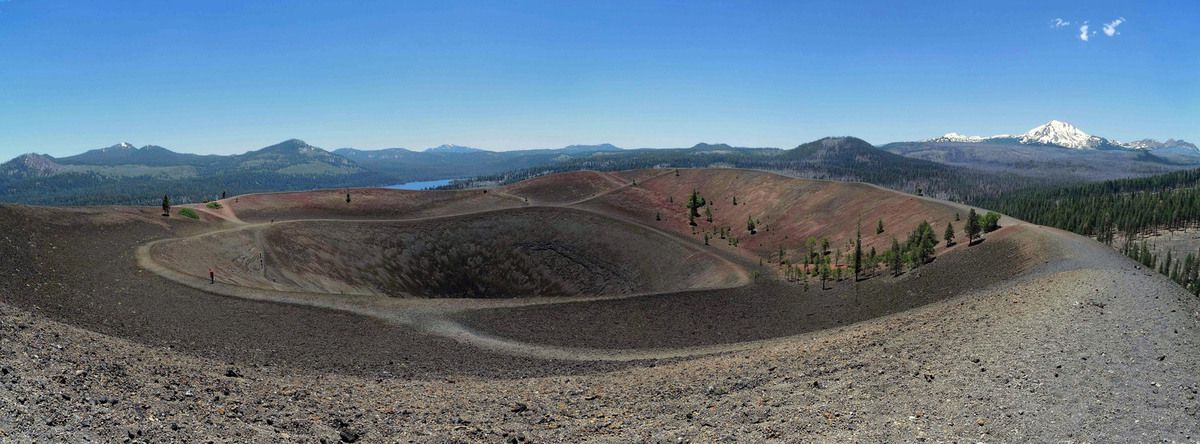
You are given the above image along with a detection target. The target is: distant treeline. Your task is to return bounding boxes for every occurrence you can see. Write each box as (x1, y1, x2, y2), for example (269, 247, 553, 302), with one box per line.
(1125, 240, 1200, 296)
(977, 168, 1200, 241)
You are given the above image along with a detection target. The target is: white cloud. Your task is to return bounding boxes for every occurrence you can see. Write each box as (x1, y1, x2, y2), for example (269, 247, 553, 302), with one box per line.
(1079, 23, 1090, 41)
(1103, 17, 1125, 37)
(1051, 18, 1071, 28)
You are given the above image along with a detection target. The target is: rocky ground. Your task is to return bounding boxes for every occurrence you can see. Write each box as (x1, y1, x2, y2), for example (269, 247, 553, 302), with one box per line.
(2, 218, 1199, 442)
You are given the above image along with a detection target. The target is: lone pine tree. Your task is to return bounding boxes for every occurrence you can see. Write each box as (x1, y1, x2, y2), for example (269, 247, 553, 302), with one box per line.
(890, 238, 903, 276)
(854, 225, 863, 281)
(965, 208, 982, 244)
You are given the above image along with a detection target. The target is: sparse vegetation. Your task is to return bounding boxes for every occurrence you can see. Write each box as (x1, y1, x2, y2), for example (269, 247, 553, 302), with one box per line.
(179, 208, 199, 219)
(206, 201, 223, 210)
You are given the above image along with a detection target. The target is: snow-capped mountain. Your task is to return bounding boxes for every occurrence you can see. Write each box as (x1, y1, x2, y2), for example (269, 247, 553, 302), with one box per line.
(424, 144, 486, 154)
(930, 132, 1013, 143)
(927, 120, 1194, 152)
(1018, 120, 1105, 149)
(1120, 139, 1199, 151)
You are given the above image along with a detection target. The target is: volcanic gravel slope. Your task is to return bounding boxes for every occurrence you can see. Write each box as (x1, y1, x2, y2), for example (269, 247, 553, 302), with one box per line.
(151, 207, 741, 298)
(0, 170, 1198, 442)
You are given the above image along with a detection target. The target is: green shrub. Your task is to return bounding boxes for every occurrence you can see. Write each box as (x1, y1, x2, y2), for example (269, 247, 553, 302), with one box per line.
(179, 208, 199, 219)
(206, 201, 223, 209)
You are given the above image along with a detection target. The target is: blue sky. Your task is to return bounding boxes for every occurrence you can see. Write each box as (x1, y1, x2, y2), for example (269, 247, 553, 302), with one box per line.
(0, 0, 1196, 157)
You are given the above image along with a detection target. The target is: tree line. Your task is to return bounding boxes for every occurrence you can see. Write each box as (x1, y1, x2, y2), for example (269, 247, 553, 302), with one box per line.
(976, 167, 1200, 240)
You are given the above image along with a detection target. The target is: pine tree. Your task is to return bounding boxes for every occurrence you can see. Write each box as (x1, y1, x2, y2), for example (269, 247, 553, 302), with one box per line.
(965, 208, 982, 244)
(906, 220, 937, 265)
(944, 221, 956, 246)
(819, 257, 831, 289)
(346, 193, 351, 203)
(686, 190, 706, 226)
(853, 225, 863, 281)
(876, 219, 884, 234)
(705, 205, 713, 223)
(655, 212, 661, 221)
(834, 248, 843, 281)
(983, 212, 1001, 232)
(161, 195, 171, 217)
(732, 196, 737, 206)
(890, 238, 903, 276)
(704, 233, 709, 245)
(747, 216, 757, 234)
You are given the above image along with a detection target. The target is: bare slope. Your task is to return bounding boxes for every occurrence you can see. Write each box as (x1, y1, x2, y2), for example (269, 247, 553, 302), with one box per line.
(575, 168, 963, 259)
(503, 170, 628, 205)
(226, 187, 522, 223)
(151, 207, 742, 298)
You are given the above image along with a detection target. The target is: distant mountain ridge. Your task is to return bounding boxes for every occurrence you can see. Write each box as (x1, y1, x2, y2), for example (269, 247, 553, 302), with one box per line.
(928, 120, 1195, 152)
(0, 140, 634, 205)
(883, 121, 1199, 183)
(4, 126, 1197, 206)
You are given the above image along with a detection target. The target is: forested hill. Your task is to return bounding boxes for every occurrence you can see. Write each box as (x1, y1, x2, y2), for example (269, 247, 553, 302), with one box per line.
(977, 167, 1200, 241)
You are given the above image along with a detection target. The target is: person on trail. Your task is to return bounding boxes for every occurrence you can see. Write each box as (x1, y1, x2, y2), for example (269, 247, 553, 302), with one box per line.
(209, 268, 214, 284)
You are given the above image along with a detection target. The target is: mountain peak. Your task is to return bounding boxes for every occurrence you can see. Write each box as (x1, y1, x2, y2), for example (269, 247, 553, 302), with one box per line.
(928, 120, 1111, 150)
(1018, 120, 1102, 149)
(690, 143, 734, 150)
(2, 153, 64, 177)
(258, 139, 322, 153)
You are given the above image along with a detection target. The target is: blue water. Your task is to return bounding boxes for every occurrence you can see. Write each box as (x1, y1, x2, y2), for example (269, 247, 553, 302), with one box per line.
(384, 179, 455, 190)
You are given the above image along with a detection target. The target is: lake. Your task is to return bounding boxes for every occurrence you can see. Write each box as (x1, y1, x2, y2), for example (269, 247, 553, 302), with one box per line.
(384, 179, 456, 190)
